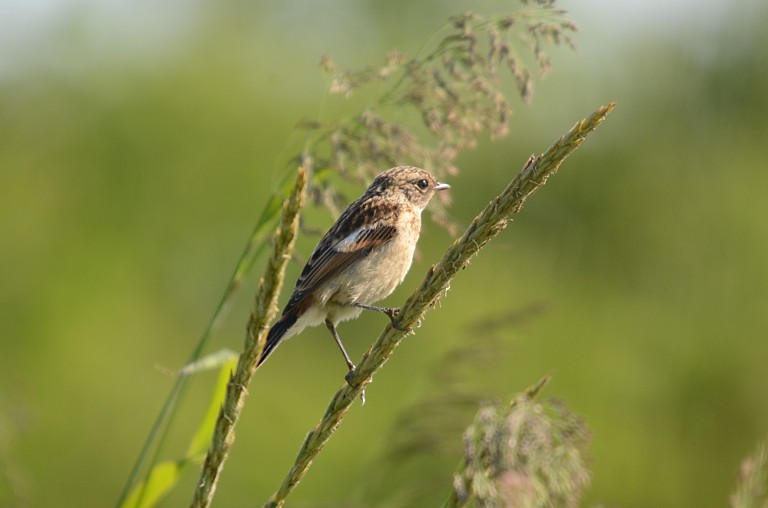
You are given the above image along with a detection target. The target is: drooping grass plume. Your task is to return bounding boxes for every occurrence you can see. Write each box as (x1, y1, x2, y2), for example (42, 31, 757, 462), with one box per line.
(305, 2, 577, 234)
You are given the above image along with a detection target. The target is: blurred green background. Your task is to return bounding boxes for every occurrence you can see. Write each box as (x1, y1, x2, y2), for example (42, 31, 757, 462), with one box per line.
(2, 0, 767, 506)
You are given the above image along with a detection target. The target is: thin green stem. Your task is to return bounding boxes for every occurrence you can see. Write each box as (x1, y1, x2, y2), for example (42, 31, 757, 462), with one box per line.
(116, 202, 280, 508)
(189, 162, 310, 508)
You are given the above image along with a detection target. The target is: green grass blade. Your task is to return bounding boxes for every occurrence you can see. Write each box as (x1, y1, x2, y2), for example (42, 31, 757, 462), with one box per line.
(119, 356, 240, 508)
(116, 174, 295, 508)
(120, 460, 186, 508)
(186, 356, 239, 458)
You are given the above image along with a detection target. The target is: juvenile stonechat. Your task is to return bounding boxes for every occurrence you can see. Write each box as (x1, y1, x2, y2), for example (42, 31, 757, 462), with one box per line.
(257, 166, 450, 379)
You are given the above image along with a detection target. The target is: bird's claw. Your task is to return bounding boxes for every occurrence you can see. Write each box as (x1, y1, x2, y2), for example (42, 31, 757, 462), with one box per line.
(344, 368, 366, 405)
(384, 307, 408, 330)
(344, 367, 356, 386)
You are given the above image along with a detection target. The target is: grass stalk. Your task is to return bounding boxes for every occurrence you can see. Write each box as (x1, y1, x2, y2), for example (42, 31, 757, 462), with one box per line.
(264, 103, 616, 507)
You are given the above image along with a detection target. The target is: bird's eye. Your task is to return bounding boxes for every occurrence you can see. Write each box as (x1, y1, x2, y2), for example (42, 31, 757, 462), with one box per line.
(416, 179, 429, 190)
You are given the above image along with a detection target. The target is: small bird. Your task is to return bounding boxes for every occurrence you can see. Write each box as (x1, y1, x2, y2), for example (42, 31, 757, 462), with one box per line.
(258, 166, 450, 380)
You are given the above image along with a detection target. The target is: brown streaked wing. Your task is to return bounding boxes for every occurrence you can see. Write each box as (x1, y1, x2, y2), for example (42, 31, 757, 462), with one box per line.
(291, 223, 397, 300)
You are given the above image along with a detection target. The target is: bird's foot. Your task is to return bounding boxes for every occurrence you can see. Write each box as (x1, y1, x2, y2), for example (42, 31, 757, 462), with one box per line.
(350, 303, 408, 330)
(382, 307, 408, 330)
(344, 368, 366, 405)
(344, 366, 357, 386)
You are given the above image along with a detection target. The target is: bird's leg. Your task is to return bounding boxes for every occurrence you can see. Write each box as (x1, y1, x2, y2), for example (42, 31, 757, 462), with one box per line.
(325, 320, 356, 376)
(349, 303, 406, 330)
(325, 320, 366, 403)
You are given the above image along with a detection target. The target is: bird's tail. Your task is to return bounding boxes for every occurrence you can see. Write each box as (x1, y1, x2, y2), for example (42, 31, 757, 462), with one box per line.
(257, 312, 298, 367)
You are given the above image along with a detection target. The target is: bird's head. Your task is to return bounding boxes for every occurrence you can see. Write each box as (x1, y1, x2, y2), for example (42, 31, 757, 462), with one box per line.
(369, 166, 451, 211)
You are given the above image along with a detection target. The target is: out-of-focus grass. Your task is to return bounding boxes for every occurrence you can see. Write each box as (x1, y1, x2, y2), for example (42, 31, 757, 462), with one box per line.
(1, 3, 767, 508)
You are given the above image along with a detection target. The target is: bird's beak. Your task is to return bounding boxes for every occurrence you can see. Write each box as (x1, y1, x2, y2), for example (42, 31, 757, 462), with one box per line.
(434, 182, 451, 191)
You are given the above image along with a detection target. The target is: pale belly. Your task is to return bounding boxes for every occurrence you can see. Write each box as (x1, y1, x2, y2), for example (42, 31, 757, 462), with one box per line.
(328, 232, 416, 305)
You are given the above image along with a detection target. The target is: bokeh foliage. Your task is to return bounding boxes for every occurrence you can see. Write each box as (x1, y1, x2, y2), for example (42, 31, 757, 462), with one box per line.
(1, 1, 767, 507)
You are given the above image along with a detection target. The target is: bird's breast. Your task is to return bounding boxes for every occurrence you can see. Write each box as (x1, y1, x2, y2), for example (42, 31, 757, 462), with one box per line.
(326, 213, 420, 306)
